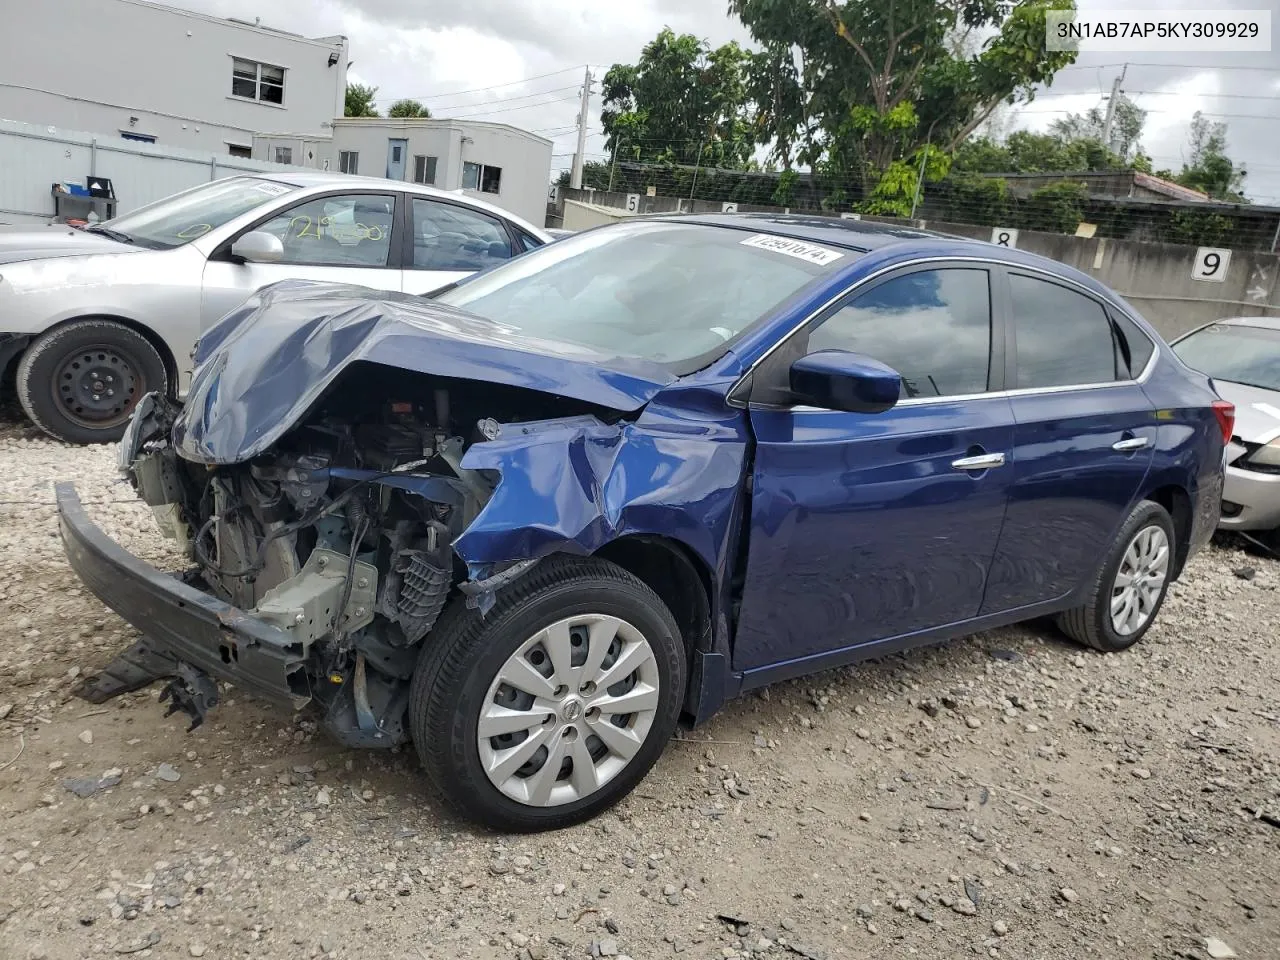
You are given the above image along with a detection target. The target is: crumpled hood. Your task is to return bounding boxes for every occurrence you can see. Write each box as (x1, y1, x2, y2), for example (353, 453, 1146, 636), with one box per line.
(173, 279, 678, 464)
(1213, 379, 1280, 444)
(0, 224, 139, 265)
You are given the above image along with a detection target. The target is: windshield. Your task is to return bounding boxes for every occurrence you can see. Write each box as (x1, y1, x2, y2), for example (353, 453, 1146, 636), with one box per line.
(434, 220, 852, 369)
(98, 177, 298, 249)
(1173, 322, 1280, 392)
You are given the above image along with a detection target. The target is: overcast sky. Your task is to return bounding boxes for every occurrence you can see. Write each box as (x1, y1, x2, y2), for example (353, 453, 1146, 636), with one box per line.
(184, 0, 1280, 203)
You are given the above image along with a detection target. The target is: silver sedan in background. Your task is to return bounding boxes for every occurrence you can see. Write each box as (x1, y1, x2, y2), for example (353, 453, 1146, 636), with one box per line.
(0, 173, 549, 444)
(1172, 315, 1280, 545)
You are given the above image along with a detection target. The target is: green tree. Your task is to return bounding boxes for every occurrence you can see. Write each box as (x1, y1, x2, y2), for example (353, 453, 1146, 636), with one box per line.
(388, 99, 430, 118)
(1049, 93, 1146, 160)
(600, 28, 756, 169)
(952, 130, 1125, 174)
(730, 0, 1078, 195)
(1016, 180, 1087, 232)
(344, 83, 380, 118)
(1174, 112, 1247, 202)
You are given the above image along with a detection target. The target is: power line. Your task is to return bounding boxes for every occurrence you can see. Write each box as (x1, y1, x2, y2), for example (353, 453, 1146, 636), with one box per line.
(1125, 90, 1280, 102)
(439, 94, 580, 120)
(378, 85, 580, 111)
(1059, 61, 1280, 73)
(372, 65, 586, 104)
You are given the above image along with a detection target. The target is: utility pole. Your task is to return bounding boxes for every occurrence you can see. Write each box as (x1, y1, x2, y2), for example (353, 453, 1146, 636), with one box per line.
(570, 66, 592, 190)
(1101, 64, 1128, 153)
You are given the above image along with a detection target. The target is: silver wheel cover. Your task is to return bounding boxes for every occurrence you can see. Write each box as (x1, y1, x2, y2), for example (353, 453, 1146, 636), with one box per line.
(477, 614, 660, 807)
(1110, 524, 1170, 636)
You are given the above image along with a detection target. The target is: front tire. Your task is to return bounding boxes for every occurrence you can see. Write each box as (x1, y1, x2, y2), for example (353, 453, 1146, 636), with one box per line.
(409, 556, 686, 832)
(16, 319, 168, 444)
(1057, 500, 1176, 652)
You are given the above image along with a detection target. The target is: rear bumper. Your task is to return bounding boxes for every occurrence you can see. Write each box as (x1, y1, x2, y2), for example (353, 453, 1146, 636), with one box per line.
(56, 482, 311, 709)
(1219, 463, 1280, 532)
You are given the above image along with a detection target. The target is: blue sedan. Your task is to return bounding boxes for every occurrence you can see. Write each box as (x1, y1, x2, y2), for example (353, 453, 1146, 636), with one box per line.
(57, 214, 1231, 831)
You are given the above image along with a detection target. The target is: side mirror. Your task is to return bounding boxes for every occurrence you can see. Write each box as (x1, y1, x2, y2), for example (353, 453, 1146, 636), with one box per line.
(230, 230, 284, 263)
(789, 349, 902, 414)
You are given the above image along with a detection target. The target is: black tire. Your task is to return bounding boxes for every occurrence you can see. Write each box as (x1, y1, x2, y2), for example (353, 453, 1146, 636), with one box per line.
(1057, 500, 1176, 652)
(16, 319, 168, 444)
(410, 555, 686, 832)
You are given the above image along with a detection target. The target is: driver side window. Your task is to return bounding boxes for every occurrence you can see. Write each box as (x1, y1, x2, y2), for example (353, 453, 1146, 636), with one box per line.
(808, 268, 993, 399)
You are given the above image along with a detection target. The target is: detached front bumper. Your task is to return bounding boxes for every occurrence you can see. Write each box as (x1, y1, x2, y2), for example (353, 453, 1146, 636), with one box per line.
(56, 482, 312, 711)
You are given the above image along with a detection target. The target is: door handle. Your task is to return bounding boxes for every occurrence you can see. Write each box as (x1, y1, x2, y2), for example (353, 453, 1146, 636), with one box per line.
(951, 452, 1006, 471)
(1112, 437, 1150, 452)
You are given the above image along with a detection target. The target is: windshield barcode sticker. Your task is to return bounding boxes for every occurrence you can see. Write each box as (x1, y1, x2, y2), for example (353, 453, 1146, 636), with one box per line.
(739, 233, 844, 266)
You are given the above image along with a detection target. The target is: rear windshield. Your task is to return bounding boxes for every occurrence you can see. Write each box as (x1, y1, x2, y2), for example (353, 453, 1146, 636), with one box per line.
(434, 220, 854, 370)
(1173, 323, 1280, 392)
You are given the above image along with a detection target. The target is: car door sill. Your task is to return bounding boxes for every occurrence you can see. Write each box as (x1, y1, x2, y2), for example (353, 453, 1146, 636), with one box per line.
(733, 595, 1078, 694)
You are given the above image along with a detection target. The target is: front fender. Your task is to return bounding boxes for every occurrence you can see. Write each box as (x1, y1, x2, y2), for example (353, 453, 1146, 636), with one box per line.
(453, 391, 751, 653)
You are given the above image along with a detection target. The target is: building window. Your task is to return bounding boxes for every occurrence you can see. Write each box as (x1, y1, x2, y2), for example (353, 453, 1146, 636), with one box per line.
(339, 151, 359, 175)
(413, 155, 437, 184)
(227, 144, 251, 158)
(274, 146, 293, 165)
(463, 161, 502, 194)
(232, 58, 285, 105)
(120, 132, 156, 144)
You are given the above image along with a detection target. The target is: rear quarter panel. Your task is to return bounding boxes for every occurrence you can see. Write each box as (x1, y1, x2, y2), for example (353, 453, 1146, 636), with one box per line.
(1138, 351, 1225, 569)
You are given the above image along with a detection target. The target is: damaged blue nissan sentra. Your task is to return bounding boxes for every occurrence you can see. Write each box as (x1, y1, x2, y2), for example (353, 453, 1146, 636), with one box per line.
(57, 215, 1231, 831)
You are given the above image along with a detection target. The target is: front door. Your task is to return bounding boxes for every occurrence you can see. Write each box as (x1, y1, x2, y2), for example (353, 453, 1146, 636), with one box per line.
(733, 265, 1015, 677)
(386, 139, 408, 180)
(200, 191, 403, 329)
(979, 270, 1157, 612)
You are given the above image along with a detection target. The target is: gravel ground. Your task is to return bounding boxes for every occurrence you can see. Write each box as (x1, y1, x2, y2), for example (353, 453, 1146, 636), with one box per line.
(1, 408, 1278, 960)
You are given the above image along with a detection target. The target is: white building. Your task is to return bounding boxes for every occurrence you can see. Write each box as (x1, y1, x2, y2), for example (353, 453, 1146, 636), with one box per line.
(255, 118, 554, 225)
(0, 0, 347, 158)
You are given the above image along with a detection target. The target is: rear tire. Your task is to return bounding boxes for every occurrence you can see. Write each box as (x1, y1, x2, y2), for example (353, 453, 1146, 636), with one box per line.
(1057, 500, 1176, 652)
(409, 555, 686, 832)
(16, 319, 168, 444)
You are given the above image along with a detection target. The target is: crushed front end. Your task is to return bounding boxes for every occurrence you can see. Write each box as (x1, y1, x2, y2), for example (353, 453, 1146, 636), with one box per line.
(60, 384, 519, 747)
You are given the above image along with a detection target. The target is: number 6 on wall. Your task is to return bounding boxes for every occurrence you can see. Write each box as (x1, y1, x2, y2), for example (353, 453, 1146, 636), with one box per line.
(1192, 247, 1231, 282)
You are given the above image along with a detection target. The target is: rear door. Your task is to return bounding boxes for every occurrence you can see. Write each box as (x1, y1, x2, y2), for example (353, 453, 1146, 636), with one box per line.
(979, 269, 1157, 613)
(402, 196, 522, 297)
(733, 264, 1017, 676)
(200, 190, 403, 328)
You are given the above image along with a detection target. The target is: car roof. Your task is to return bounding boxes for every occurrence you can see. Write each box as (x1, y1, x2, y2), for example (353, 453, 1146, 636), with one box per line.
(672, 212, 944, 251)
(1214, 314, 1280, 332)
(662, 213, 1135, 310)
(247, 171, 548, 237)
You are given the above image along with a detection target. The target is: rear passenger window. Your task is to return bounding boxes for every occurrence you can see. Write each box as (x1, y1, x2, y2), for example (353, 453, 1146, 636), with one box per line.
(1110, 310, 1155, 378)
(808, 268, 992, 398)
(1010, 274, 1116, 388)
(412, 198, 512, 271)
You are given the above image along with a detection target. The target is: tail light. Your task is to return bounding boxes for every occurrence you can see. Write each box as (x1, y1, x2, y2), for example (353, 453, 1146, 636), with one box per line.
(1211, 399, 1235, 446)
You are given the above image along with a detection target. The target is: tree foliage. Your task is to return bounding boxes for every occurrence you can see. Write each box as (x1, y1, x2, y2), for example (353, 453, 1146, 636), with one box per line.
(388, 99, 430, 118)
(1048, 92, 1146, 160)
(344, 83, 380, 118)
(600, 28, 755, 168)
(952, 130, 1126, 174)
(729, 0, 1078, 201)
(1172, 112, 1248, 202)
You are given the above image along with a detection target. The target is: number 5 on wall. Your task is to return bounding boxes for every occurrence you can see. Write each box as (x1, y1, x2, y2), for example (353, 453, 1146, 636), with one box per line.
(1192, 247, 1231, 283)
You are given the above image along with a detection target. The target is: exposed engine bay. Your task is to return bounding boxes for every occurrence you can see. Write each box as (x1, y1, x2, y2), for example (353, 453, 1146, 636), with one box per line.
(120, 365, 623, 746)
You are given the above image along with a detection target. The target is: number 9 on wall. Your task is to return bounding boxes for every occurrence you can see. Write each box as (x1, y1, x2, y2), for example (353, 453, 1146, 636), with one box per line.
(1192, 247, 1231, 282)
